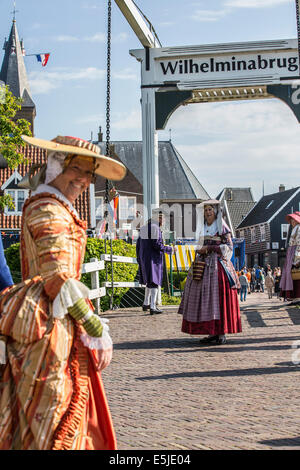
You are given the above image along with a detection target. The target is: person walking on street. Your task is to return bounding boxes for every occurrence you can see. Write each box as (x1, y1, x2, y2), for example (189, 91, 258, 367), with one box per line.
(274, 268, 281, 299)
(255, 267, 261, 292)
(260, 270, 265, 293)
(246, 269, 251, 294)
(250, 268, 256, 293)
(265, 271, 275, 299)
(239, 271, 249, 302)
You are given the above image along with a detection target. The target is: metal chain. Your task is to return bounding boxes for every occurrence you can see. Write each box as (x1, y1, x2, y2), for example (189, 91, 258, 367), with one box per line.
(105, 0, 112, 206)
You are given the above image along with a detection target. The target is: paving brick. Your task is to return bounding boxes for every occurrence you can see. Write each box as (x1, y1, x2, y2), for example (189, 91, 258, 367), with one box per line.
(101, 292, 300, 450)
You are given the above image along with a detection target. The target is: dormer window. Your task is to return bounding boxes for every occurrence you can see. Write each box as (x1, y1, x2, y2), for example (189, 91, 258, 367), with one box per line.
(5, 189, 26, 214)
(1, 171, 29, 215)
(265, 200, 274, 209)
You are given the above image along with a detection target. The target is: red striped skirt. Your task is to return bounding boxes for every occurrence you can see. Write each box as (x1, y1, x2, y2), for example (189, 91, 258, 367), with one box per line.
(181, 262, 242, 335)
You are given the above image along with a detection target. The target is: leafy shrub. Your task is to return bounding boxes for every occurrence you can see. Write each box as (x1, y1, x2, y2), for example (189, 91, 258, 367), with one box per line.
(82, 238, 139, 311)
(5, 239, 139, 311)
(161, 292, 181, 305)
(4, 239, 185, 310)
(4, 242, 22, 283)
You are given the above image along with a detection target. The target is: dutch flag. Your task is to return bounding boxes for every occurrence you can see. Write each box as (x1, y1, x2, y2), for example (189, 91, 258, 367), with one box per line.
(36, 53, 50, 67)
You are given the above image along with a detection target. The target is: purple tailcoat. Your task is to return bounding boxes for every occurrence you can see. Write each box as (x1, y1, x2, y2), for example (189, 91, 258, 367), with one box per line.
(136, 220, 172, 286)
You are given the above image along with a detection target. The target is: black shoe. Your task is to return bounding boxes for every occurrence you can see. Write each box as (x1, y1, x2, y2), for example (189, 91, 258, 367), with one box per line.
(150, 308, 163, 315)
(142, 304, 150, 311)
(199, 335, 218, 344)
(216, 336, 227, 345)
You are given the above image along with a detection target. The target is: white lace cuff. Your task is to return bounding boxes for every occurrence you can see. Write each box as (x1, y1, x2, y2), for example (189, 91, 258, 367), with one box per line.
(80, 318, 112, 350)
(53, 278, 90, 319)
(0, 339, 6, 364)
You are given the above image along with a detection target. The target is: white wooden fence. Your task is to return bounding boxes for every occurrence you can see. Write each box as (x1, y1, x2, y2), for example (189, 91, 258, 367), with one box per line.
(81, 254, 147, 313)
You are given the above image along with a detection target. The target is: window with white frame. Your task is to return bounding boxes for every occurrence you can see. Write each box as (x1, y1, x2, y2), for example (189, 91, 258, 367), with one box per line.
(239, 229, 244, 239)
(281, 224, 289, 240)
(250, 227, 256, 244)
(119, 196, 136, 220)
(95, 196, 104, 220)
(5, 189, 27, 215)
(260, 225, 266, 242)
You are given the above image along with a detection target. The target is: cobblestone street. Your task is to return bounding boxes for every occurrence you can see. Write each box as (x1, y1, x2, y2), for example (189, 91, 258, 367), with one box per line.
(101, 292, 300, 450)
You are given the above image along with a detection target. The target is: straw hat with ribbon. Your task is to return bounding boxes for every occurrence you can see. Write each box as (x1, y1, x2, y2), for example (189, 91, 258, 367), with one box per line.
(286, 212, 300, 224)
(18, 135, 127, 190)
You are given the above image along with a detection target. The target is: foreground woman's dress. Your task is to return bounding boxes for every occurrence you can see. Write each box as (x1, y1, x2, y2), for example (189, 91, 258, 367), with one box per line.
(0, 189, 116, 450)
(178, 220, 242, 336)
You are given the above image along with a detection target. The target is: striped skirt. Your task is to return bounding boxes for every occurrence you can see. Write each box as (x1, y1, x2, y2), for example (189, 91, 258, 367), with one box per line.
(179, 262, 242, 335)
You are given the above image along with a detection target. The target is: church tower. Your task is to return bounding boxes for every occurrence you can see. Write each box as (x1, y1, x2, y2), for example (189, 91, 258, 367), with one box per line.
(0, 19, 36, 135)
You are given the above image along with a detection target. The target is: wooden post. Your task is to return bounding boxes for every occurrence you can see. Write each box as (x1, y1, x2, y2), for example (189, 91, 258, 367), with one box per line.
(90, 257, 100, 314)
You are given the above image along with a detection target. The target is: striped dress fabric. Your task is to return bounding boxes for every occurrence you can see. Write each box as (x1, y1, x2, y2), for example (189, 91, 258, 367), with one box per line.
(0, 193, 116, 450)
(178, 227, 242, 336)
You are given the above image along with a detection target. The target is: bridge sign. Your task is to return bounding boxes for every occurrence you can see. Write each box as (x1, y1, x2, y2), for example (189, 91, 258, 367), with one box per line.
(131, 39, 299, 90)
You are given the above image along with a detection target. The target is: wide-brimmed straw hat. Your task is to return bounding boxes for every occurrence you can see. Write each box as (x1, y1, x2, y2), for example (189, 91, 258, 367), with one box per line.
(286, 212, 300, 224)
(21, 134, 127, 181)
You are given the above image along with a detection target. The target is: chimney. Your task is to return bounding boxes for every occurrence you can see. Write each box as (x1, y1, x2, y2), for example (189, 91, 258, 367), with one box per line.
(98, 126, 103, 142)
(279, 184, 285, 192)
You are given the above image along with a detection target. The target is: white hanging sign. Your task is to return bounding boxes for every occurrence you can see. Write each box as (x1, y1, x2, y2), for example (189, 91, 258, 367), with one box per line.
(131, 39, 299, 90)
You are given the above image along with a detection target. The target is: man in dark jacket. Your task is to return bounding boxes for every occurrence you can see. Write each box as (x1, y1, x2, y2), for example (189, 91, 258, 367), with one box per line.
(0, 234, 13, 291)
(136, 209, 173, 315)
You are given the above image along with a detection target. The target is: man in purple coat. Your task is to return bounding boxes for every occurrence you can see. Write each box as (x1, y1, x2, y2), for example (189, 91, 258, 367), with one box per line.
(136, 209, 173, 315)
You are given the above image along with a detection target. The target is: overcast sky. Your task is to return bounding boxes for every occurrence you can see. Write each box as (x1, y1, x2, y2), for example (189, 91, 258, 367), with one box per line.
(0, 0, 299, 200)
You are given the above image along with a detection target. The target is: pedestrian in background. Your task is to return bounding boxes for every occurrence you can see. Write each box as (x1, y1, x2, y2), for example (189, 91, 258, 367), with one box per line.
(239, 271, 249, 302)
(0, 233, 13, 292)
(246, 269, 251, 294)
(274, 268, 281, 299)
(255, 267, 261, 292)
(250, 268, 256, 293)
(265, 271, 275, 299)
(260, 270, 265, 293)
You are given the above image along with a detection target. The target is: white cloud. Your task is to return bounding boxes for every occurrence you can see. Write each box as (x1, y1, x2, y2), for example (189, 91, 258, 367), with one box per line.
(29, 67, 106, 94)
(77, 109, 141, 131)
(112, 109, 141, 131)
(112, 32, 129, 44)
(52, 31, 128, 44)
(112, 68, 138, 81)
(192, 0, 292, 23)
(84, 32, 106, 43)
(224, 0, 292, 7)
(192, 9, 228, 22)
(55, 35, 80, 42)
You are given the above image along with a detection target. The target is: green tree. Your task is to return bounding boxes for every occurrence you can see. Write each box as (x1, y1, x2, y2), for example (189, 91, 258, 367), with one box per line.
(0, 85, 32, 209)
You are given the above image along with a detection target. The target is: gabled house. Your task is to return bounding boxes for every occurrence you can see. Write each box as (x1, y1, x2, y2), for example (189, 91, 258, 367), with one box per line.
(216, 187, 256, 237)
(236, 185, 300, 269)
(94, 138, 210, 240)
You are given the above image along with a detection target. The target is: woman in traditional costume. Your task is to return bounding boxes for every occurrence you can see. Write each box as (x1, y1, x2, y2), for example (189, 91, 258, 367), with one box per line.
(280, 212, 300, 302)
(178, 200, 242, 345)
(0, 135, 126, 450)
